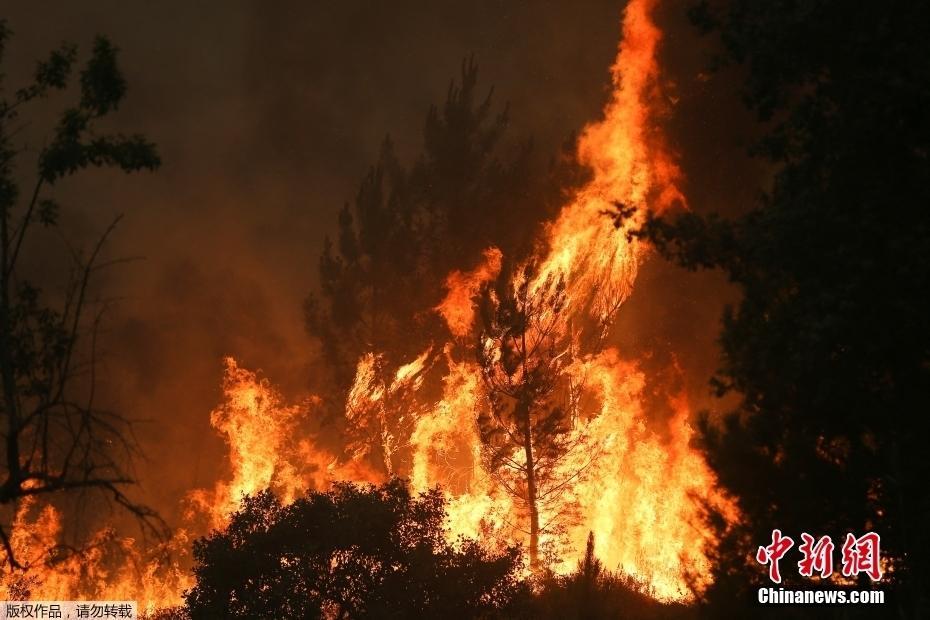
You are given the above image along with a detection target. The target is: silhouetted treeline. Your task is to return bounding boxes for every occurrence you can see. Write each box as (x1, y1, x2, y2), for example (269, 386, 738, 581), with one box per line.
(304, 58, 586, 426)
(639, 1, 930, 617)
(178, 479, 689, 620)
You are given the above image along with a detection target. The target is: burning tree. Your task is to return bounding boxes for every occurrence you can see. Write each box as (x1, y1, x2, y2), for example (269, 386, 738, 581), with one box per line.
(296, 0, 724, 601)
(304, 59, 581, 418)
(0, 23, 162, 566)
(476, 262, 594, 569)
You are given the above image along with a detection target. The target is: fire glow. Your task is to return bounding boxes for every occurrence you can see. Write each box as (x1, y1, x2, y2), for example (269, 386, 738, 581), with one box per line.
(1, 0, 736, 611)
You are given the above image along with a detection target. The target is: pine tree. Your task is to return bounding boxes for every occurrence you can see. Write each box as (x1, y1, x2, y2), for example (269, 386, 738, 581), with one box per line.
(476, 262, 589, 569)
(305, 59, 582, 444)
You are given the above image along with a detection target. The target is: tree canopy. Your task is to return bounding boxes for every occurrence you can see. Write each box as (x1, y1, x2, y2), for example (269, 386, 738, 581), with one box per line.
(304, 59, 583, 416)
(476, 261, 584, 569)
(640, 1, 930, 615)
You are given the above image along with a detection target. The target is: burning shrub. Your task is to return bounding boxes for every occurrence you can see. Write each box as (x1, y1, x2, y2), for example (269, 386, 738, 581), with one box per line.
(184, 479, 525, 618)
(528, 534, 693, 620)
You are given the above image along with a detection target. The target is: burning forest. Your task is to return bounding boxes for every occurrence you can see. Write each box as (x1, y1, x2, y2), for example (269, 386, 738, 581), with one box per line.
(1, 0, 927, 618)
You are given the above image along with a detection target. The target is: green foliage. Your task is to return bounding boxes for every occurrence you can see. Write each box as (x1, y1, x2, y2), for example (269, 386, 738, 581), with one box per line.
(40, 35, 160, 181)
(185, 479, 526, 619)
(641, 1, 930, 615)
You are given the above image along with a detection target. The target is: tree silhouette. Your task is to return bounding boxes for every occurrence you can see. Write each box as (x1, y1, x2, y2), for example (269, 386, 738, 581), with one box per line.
(305, 137, 423, 395)
(640, 1, 930, 615)
(185, 479, 525, 619)
(476, 261, 592, 569)
(0, 22, 162, 566)
(304, 59, 582, 426)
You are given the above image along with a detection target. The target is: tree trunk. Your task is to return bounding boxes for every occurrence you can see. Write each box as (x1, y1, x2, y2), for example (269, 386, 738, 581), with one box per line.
(0, 206, 21, 501)
(518, 300, 541, 571)
(521, 401, 540, 570)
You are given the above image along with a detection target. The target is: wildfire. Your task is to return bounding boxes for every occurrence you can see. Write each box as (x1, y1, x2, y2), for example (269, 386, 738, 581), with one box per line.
(189, 358, 379, 531)
(187, 357, 310, 529)
(332, 0, 731, 600)
(436, 247, 504, 338)
(0, 493, 192, 613)
(1, 0, 734, 610)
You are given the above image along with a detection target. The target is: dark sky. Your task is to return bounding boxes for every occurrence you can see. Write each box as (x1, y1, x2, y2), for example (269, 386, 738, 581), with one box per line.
(2, 1, 762, 521)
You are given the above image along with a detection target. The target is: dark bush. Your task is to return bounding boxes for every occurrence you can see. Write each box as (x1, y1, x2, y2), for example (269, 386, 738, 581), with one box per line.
(185, 479, 525, 619)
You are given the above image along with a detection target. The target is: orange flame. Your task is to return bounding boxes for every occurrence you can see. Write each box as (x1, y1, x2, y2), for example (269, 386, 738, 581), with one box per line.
(339, 0, 733, 600)
(187, 357, 308, 529)
(188, 357, 375, 529)
(437, 247, 504, 338)
(0, 495, 192, 613)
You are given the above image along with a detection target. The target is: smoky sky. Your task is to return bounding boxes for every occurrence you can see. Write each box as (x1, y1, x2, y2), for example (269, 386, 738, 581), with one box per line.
(2, 1, 763, 522)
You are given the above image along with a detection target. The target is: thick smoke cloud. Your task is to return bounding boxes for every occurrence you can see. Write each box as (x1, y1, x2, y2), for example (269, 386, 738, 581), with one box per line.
(2, 1, 762, 523)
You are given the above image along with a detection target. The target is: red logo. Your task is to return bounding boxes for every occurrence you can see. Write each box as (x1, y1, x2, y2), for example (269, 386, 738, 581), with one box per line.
(797, 533, 834, 578)
(841, 532, 883, 581)
(757, 530, 882, 583)
(756, 529, 795, 583)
